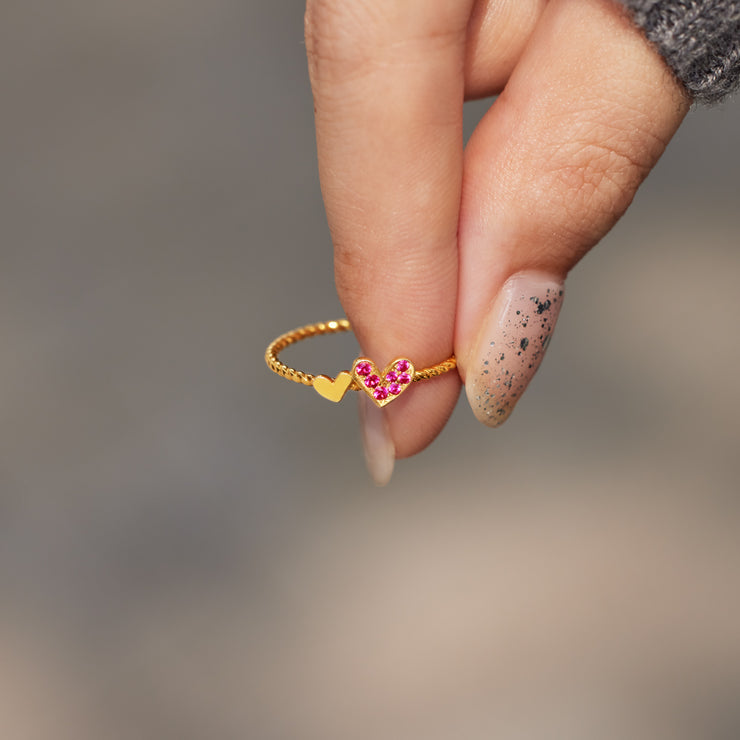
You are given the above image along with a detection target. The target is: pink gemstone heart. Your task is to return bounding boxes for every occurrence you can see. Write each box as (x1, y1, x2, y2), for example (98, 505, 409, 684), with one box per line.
(352, 357, 415, 408)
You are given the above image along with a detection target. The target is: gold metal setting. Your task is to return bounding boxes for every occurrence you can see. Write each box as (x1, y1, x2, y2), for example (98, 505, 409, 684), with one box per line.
(264, 319, 457, 408)
(352, 357, 415, 408)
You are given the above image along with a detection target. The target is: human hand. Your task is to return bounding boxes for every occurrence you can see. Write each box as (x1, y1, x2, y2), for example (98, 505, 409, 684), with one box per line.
(305, 0, 690, 484)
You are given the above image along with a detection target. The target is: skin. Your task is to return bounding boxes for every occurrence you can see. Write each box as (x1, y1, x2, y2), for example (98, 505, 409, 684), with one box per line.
(305, 0, 690, 461)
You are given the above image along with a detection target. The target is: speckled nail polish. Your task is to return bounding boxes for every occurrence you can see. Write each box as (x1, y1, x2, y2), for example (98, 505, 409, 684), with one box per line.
(466, 272, 564, 427)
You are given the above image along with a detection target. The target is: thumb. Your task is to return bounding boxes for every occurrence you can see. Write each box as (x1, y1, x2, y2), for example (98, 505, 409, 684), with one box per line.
(456, 0, 690, 426)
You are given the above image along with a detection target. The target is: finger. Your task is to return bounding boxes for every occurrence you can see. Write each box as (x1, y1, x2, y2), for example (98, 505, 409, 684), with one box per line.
(456, 0, 690, 427)
(305, 0, 474, 470)
(464, 0, 547, 99)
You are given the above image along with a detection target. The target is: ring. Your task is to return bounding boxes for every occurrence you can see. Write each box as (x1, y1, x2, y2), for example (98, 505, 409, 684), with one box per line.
(265, 319, 457, 408)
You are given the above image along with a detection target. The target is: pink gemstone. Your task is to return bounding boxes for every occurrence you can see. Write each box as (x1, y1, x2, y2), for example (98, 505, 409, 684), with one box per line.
(373, 387, 388, 401)
(388, 383, 401, 395)
(398, 372, 411, 385)
(385, 370, 398, 383)
(364, 374, 380, 389)
(396, 359, 410, 372)
(356, 361, 372, 377)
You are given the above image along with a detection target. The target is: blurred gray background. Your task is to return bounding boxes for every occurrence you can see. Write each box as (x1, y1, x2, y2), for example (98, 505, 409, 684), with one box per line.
(1, 2, 739, 739)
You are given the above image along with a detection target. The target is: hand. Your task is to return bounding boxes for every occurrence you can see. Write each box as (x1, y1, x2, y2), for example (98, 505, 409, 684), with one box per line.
(305, 0, 690, 484)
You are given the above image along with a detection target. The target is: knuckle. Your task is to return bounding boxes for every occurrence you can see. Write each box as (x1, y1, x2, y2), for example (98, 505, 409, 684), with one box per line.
(542, 119, 658, 244)
(506, 110, 670, 274)
(304, 1, 382, 84)
(333, 237, 372, 308)
(305, 0, 467, 87)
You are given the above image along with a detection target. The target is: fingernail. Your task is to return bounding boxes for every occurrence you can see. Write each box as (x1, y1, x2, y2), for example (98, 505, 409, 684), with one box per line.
(465, 272, 565, 427)
(358, 393, 395, 486)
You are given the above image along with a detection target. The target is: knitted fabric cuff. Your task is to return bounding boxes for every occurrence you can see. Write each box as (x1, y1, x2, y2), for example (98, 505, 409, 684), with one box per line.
(619, 0, 740, 103)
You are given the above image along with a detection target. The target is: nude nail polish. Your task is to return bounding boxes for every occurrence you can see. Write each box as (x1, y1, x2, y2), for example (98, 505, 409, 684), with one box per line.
(358, 393, 395, 486)
(466, 272, 565, 427)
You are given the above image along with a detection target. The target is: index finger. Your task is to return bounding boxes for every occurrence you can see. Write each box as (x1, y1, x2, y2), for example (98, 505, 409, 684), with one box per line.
(305, 0, 473, 475)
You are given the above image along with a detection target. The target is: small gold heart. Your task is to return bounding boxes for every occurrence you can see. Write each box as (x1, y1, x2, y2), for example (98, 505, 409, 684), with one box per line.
(352, 357, 415, 408)
(313, 371, 353, 403)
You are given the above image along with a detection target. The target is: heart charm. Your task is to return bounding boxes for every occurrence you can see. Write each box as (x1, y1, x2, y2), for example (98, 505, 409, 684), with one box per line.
(352, 357, 415, 408)
(313, 371, 353, 403)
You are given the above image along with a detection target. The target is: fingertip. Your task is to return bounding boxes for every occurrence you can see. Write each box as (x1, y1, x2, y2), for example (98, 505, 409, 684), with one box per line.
(386, 373, 461, 459)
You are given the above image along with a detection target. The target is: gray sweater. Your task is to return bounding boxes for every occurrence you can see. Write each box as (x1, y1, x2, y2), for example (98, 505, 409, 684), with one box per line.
(620, 0, 740, 103)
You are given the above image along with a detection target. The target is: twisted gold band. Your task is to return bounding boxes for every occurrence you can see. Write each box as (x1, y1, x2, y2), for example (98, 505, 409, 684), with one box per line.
(265, 319, 457, 407)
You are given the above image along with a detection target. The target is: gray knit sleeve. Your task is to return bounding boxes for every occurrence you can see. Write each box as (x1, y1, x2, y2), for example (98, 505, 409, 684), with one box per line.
(618, 0, 740, 103)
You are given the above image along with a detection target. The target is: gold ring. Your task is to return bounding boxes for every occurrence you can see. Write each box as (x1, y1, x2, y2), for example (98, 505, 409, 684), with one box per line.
(265, 319, 457, 408)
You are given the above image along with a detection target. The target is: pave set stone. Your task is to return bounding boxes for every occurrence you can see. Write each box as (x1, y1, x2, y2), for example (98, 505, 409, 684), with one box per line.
(353, 357, 415, 407)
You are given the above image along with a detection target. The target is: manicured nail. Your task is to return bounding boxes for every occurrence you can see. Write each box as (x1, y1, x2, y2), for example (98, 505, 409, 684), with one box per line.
(465, 272, 565, 427)
(358, 393, 395, 486)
